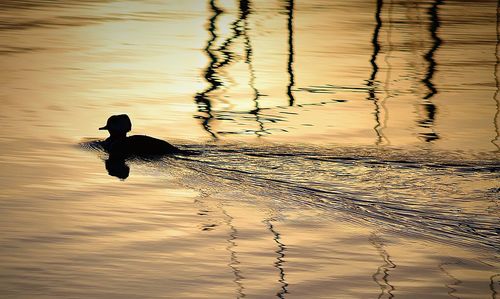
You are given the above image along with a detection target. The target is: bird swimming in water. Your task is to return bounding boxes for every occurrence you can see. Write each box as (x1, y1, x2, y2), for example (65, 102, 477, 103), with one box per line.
(98, 114, 183, 157)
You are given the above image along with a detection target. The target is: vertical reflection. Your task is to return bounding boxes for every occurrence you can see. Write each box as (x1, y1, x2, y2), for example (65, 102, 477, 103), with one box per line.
(196, 0, 262, 137)
(422, 0, 442, 99)
(285, 0, 295, 106)
(438, 262, 461, 299)
(221, 207, 246, 299)
(492, 0, 500, 150)
(419, 0, 443, 142)
(214, 1, 248, 71)
(195, 0, 223, 138)
(266, 219, 288, 298)
(491, 273, 500, 299)
(367, 0, 384, 145)
(381, 0, 392, 145)
(370, 234, 396, 299)
(243, 0, 268, 136)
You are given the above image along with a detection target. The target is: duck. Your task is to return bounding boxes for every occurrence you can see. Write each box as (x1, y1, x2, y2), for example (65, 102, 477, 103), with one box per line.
(98, 114, 183, 157)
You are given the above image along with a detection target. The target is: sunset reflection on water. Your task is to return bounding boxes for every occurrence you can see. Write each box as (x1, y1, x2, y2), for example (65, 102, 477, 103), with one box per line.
(0, 0, 499, 298)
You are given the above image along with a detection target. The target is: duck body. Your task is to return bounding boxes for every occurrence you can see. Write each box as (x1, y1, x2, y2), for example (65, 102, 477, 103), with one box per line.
(102, 135, 183, 157)
(96, 114, 187, 158)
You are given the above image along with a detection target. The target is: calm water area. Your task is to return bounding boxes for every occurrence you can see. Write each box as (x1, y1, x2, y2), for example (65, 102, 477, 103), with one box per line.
(0, 0, 499, 298)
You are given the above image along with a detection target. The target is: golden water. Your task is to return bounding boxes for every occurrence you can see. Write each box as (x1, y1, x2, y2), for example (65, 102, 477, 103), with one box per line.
(0, 0, 499, 298)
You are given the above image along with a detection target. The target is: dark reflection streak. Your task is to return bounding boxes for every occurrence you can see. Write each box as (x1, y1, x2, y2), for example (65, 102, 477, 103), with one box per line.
(367, 0, 384, 145)
(285, 0, 295, 106)
(221, 207, 246, 298)
(422, 0, 442, 100)
(242, 1, 267, 136)
(369, 0, 383, 84)
(381, 0, 392, 145)
(214, 1, 248, 70)
(492, 0, 500, 151)
(194, 0, 223, 138)
(266, 220, 288, 298)
(438, 263, 461, 299)
(196, 0, 255, 137)
(491, 273, 499, 299)
(419, 0, 442, 142)
(370, 234, 395, 299)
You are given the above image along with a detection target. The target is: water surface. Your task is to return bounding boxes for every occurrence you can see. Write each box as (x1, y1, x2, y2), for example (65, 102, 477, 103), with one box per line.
(0, 0, 499, 298)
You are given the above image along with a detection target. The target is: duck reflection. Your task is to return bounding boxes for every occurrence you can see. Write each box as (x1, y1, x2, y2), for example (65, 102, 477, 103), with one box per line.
(105, 155, 130, 180)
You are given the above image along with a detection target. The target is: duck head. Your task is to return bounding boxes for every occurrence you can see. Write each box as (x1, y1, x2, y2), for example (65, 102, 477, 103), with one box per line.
(99, 114, 132, 139)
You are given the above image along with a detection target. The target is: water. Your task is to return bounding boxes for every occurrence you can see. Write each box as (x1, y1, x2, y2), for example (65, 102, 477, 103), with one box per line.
(1, 0, 499, 298)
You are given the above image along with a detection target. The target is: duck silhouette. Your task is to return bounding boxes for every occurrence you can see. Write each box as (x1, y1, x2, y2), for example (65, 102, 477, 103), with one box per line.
(99, 114, 183, 157)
